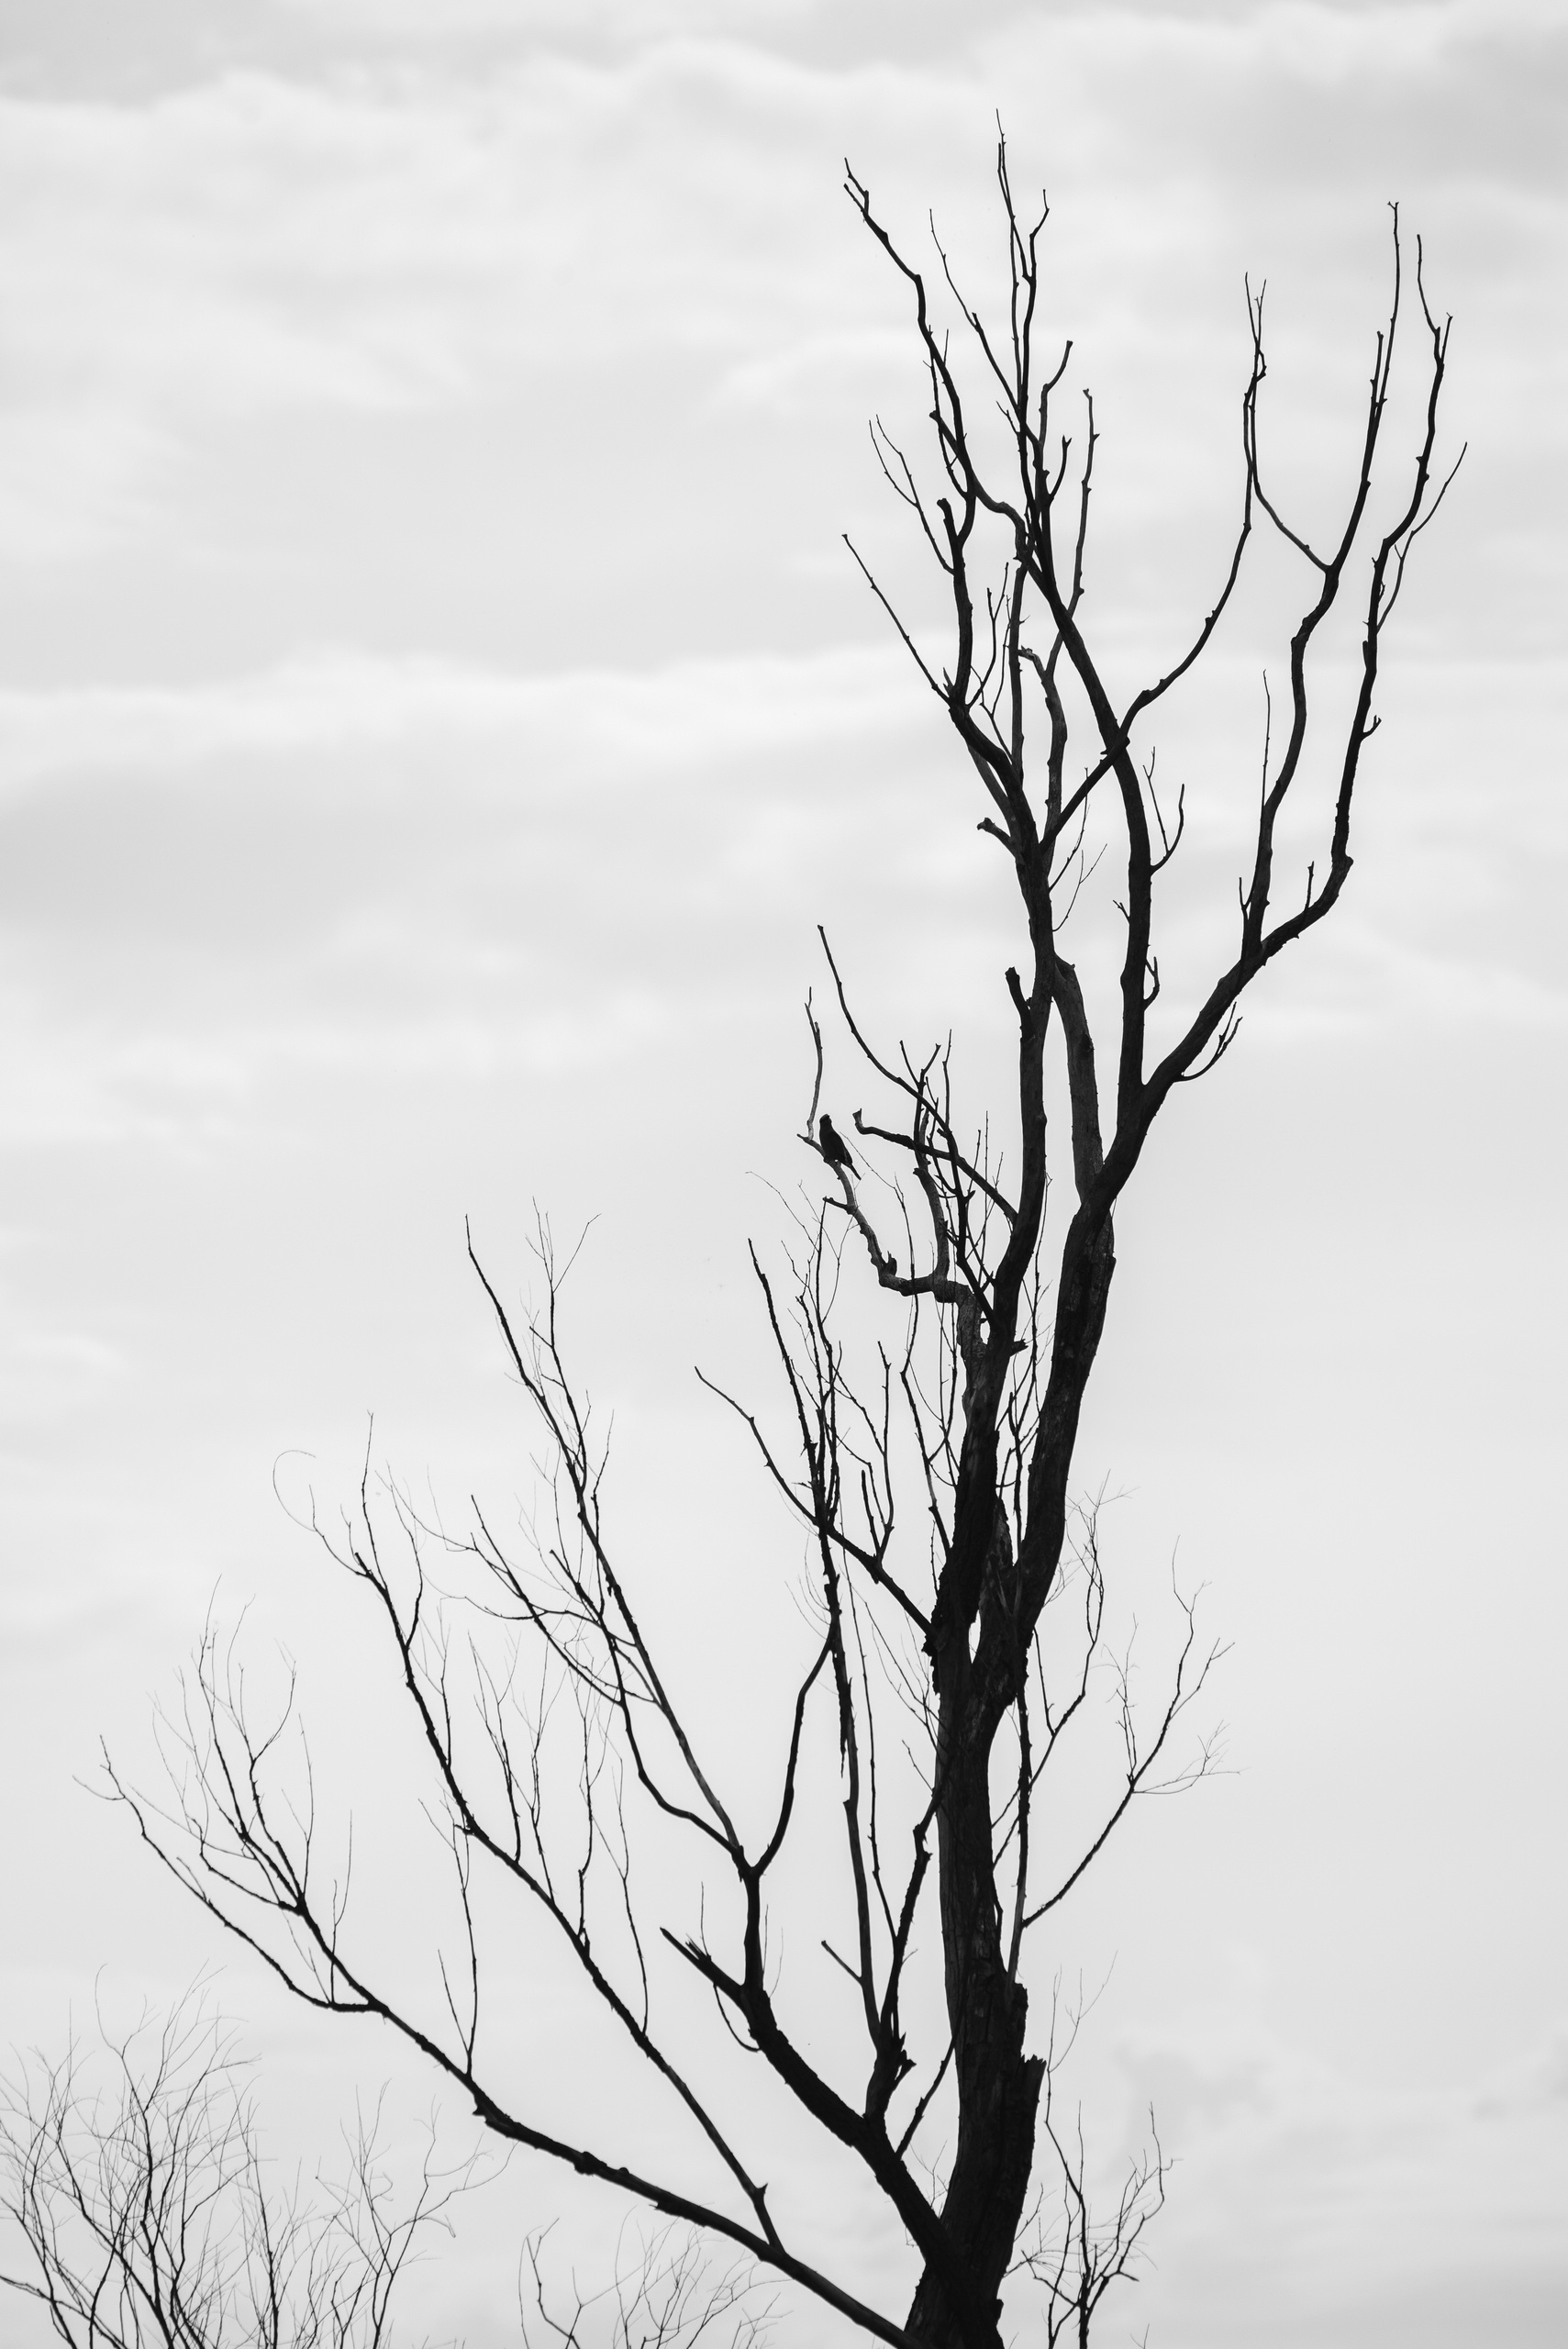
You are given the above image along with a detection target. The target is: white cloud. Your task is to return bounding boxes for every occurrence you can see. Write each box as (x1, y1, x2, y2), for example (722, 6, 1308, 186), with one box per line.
(266, 0, 817, 40)
(0, 643, 914, 789)
(2, 0, 1555, 571)
(1107, 2004, 1568, 2345)
(708, 325, 911, 416)
(0, 404, 179, 562)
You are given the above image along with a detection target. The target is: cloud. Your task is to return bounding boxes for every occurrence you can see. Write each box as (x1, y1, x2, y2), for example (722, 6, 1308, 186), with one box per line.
(708, 326, 911, 417)
(273, 0, 817, 39)
(0, 643, 913, 791)
(0, 639, 1556, 1018)
(1107, 2004, 1568, 2346)
(3, 0, 1557, 576)
(0, 643, 943, 1146)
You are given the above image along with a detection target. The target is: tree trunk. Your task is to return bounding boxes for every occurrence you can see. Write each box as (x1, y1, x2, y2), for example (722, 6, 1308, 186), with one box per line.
(904, 1668, 1044, 2346)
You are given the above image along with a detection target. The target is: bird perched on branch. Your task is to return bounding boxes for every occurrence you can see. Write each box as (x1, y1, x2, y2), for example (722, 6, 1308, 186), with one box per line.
(818, 1114, 857, 1174)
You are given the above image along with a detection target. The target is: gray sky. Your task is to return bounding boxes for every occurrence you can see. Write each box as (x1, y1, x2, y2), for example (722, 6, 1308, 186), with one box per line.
(1, 3, 1564, 2343)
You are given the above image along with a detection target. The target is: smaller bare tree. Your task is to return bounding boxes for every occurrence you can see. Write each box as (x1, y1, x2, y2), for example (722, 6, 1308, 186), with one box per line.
(0, 1993, 468, 2349)
(520, 2217, 779, 2349)
(1006, 1987, 1166, 2349)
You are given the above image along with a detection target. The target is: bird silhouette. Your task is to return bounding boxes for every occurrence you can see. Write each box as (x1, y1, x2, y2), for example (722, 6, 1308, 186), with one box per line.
(818, 1114, 857, 1174)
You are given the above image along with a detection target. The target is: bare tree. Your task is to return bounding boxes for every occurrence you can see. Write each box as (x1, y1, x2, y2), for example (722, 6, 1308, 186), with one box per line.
(1006, 1983, 1167, 2349)
(104, 144, 1455, 2349)
(519, 2218, 778, 2348)
(0, 1993, 467, 2349)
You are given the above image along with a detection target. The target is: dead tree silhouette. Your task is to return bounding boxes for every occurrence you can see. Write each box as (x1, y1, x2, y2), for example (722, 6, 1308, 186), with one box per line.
(106, 140, 1456, 2349)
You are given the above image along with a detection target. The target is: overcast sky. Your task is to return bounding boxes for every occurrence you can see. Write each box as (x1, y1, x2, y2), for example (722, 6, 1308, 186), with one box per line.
(1, 3, 1564, 2344)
